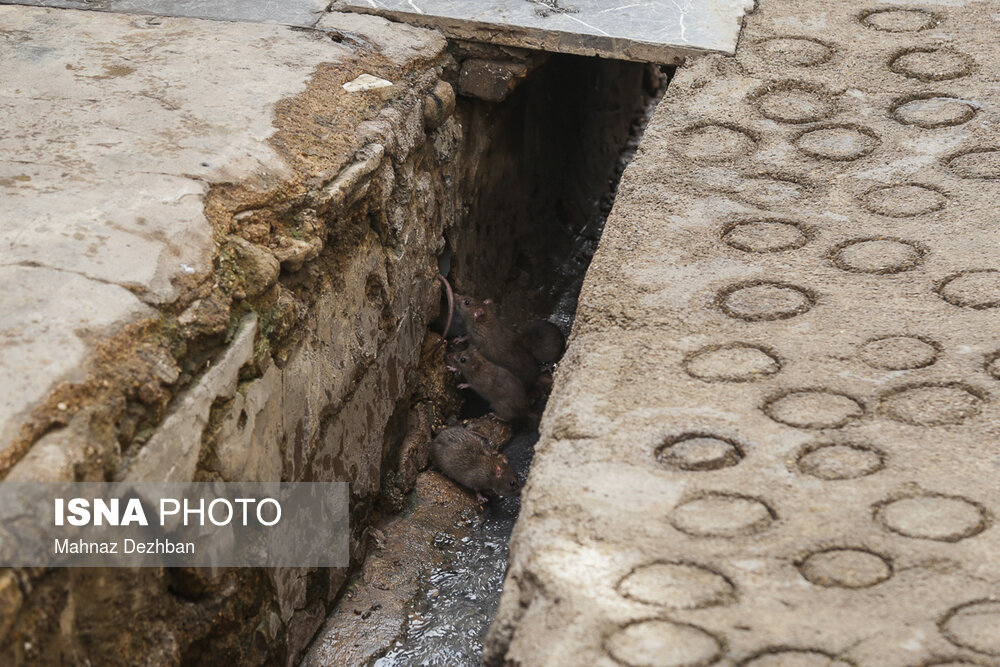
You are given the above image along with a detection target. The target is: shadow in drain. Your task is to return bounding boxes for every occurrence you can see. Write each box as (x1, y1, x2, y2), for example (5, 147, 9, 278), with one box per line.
(301, 52, 668, 667)
(370, 74, 666, 664)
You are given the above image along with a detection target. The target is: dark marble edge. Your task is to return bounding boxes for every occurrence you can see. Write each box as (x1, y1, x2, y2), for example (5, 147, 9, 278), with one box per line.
(337, 6, 733, 64)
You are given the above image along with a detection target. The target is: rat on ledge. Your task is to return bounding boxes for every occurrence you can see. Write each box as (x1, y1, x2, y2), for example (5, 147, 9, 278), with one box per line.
(454, 293, 540, 388)
(431, 426, 521, 503)
(449, 347, 534, 424)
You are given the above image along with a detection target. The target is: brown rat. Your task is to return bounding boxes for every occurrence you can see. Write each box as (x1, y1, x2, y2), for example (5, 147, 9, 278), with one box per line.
(450, 347, 533, 423)
(431, 426, 521, 502)
(454, 293, 539, 388)
(517, 320, 565, 365)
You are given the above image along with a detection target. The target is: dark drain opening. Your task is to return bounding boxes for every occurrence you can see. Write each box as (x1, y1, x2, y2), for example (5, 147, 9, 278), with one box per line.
(447, 53, 668, 323)
(302, 51, 669, 667)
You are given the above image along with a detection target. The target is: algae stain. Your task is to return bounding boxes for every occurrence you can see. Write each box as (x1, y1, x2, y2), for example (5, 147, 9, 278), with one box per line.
(0, 174, 31, 187)
(90, 64, 137, 79)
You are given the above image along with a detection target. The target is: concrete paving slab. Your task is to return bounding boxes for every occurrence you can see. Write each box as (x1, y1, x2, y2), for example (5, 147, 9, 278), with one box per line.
(0, 4, 440, 458)
(0, 265, 155, 444)
(336, 0, 755, 64)
(0, 0, 330, 27)
(486, 0, 1000, 665)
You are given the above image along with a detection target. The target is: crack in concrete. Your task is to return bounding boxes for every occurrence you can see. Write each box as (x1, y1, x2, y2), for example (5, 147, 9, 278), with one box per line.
(0, 260, 151, 298)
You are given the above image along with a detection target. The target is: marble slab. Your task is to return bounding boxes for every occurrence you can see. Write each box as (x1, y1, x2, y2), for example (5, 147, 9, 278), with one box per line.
(0, 0, 330, 26)
(334, 0, 754, 63)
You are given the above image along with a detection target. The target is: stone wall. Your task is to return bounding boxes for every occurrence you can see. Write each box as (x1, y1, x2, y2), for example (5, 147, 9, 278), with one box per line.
(0, 11, 461, 665)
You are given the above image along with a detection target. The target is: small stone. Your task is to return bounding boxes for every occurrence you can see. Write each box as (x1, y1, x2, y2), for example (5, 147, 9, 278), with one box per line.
(137, 381, 164, 406)
(177, 291, 231, 337)
(458, 59, 527, 102)
(272, 237, 320, 273)
(343, 73, 393, 92)
(225, 236, 280, 298)
(232, 208, 277, 243)
(140, 346, 181, 384)
(424, 80, 456, 130)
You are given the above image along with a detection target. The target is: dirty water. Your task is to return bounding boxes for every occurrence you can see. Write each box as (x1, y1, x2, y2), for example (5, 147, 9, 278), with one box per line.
(372, 429, 534, 667)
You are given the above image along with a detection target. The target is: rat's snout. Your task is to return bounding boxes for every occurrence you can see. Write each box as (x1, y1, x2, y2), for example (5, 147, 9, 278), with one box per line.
(499, 470, 523, 496)
(507, 476, 523, 495)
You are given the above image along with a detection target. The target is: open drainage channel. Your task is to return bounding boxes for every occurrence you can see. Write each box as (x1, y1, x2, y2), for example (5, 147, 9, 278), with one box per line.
(302, 50, 668, 666)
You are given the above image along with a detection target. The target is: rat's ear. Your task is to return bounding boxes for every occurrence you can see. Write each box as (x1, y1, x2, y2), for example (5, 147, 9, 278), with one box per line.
(493, 461, 503, 477)
(474, 307, 484, 318)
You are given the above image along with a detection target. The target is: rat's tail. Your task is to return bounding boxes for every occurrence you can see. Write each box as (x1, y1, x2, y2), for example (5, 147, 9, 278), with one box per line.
(434, 273, 455, 350)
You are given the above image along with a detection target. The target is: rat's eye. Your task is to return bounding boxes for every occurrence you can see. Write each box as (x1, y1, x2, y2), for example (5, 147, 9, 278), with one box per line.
(463, 299, 470, 306)
(508, 479, 518, 488)
(459, 356, 467, 363)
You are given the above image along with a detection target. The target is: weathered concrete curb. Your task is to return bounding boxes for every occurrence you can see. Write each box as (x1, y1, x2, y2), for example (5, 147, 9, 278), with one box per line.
(486, 1, 1000, 665)
(1, 6, 464, 664)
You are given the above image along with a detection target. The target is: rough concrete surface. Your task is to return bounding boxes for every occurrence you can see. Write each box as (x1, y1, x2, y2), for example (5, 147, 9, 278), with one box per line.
(337, 0, 756, 64)
(487, 1, 1000, 665)
(0, 4, 343, 446)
